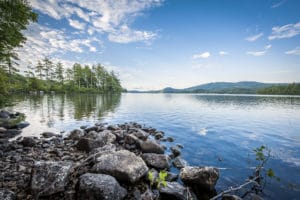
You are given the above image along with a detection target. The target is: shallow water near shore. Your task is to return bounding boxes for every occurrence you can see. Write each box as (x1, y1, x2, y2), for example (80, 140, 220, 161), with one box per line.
(4, 93, 300, 199)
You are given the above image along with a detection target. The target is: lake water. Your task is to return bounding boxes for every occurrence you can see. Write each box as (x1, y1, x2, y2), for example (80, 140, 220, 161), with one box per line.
(4, 93, 300, 199)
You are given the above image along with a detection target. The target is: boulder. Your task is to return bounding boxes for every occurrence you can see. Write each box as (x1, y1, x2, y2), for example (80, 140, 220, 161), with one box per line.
(172, 157, 187, 169)
(20, 137, 36, 147)
(90, 143, 116, 155)
(131, 128, 149, 140)
(42, 132, 58, 138)
(78, 173, 127, 200)
(170, 146, 181, 157)
(142, 153, 170, 169)
(0, 111, 25, 128)
(179, 166, 219, 190)
(159, 181, 186, 200)
(0, 127, 7, 132)
(76, 138, 102, 152)
(140, 140, 164, 154)
(0, 189, 16, 200)
(67, 129, 84, 140)
(92, 150, 148, 183)
(124, 134, 140, 145)
(154, 131, 164, 140)
(31, 161, 73, 197)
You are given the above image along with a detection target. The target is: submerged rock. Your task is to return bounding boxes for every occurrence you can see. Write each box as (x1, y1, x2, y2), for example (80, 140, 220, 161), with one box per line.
(179, 166, 219, 191)
(142, 153, 170, 169)
(159, 181, 186, 200)
(31, 161, 73, 197)
(78, 173, 127, 200)
(42, 132, 58, 138)
(92, 150, 148, 183)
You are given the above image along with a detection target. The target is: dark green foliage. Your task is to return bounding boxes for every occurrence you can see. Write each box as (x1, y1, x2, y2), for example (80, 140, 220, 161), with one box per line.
(0, 0, 38, 63)
(257, 83, 300, 95)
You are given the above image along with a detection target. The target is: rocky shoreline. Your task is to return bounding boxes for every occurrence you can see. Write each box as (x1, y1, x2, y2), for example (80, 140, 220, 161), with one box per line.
(0, 116, 223, 200)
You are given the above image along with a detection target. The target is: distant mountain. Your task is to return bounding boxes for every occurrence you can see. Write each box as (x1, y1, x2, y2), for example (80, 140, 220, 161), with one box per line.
(127, 81, 288, 94)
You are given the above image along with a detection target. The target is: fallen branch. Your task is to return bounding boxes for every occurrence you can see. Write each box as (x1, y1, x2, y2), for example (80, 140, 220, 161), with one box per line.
(210, 176, 260, 200)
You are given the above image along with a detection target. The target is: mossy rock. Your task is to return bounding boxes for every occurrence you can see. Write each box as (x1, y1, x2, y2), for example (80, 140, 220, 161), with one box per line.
(0, 113, 26, 128)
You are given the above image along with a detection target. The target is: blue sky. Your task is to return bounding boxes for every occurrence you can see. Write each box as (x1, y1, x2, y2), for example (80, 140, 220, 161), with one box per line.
(18, 0, 300, 90)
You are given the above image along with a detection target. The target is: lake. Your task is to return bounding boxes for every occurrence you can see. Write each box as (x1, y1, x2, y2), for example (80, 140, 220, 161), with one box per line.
(4, 93, 300, 199)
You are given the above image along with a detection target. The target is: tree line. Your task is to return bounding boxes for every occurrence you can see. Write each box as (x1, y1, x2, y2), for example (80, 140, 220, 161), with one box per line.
(257, 83, 300, 95)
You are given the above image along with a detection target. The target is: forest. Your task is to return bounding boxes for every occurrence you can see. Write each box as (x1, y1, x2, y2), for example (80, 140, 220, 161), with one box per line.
(0, 0, 123, 106)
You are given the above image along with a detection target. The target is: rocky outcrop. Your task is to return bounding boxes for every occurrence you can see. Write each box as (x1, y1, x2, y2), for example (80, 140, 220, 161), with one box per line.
(78, 173, 127, 200)
(92, 150, 149, 183)
(31, 161, 73, 197)
(180, 166, 219, 190)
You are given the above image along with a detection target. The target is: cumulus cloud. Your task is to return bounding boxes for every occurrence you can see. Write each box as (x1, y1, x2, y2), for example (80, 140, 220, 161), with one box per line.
(285, 46, 300, 55)
(268, 22, 300, 40)
(245, 32, 264, 42)
(108, 25, 157, 43)
(29, 0, 162, 44)
(68, 19, 86, 30)
(193, 52, 211, 59)
(16, 23, 101, 68)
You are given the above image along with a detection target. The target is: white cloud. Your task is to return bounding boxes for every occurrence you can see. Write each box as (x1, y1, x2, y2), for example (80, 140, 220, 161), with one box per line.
(219, 51, 229, 55)
(108, 25, 157, 43)
(193, 52, 211, 59)
(285, 46, 300, 55)
(265, 44, 272, 49)
(68, 19, 86, 30)
(246, 51, 266, 56)
(268, 22, 300, 40)
(16, 23, 102, 70)
(30, 0, 163, 44)
(245, 32, 263, 41)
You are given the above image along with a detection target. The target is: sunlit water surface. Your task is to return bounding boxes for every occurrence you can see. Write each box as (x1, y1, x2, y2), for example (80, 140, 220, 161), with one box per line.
(4, 93, 300, 199)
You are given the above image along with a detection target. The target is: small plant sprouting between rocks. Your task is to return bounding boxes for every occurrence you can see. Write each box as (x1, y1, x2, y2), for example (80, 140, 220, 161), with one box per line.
(148, 170, 168, 190)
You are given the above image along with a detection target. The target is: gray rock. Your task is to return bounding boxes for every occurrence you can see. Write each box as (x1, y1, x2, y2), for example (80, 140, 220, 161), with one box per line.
(16, 121, 30, 129)
(20, 137, 36, 147)
(166, 136, 174, 142)
(42, 132, 58, 138)
(31, 161, 73, 197)
(154, 131, 164, 140)
(159, 181, 186, 200)
(172, 157, 188, 169)
(92, 150, 148, 183)
(0, 127, 7, 132)
(170, 146, 181, 157)
(166, 172, 178, 182)
(90, 143, 116, 155)
(141, 189, 156, 200)
(131, 128, 149, 140)
(98, 130, 116, 144)
(76, 138, 102, 152)
(0, 189, 16, 200)
(68, 129, 83, 140)
(78, 173, 127, 200)
(179, 166, 219, 190)
(140, 140, 164, 154)
(142, 153, 170, 169)
(0, 110, 10, 118)
(124, 134, 140, 145)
